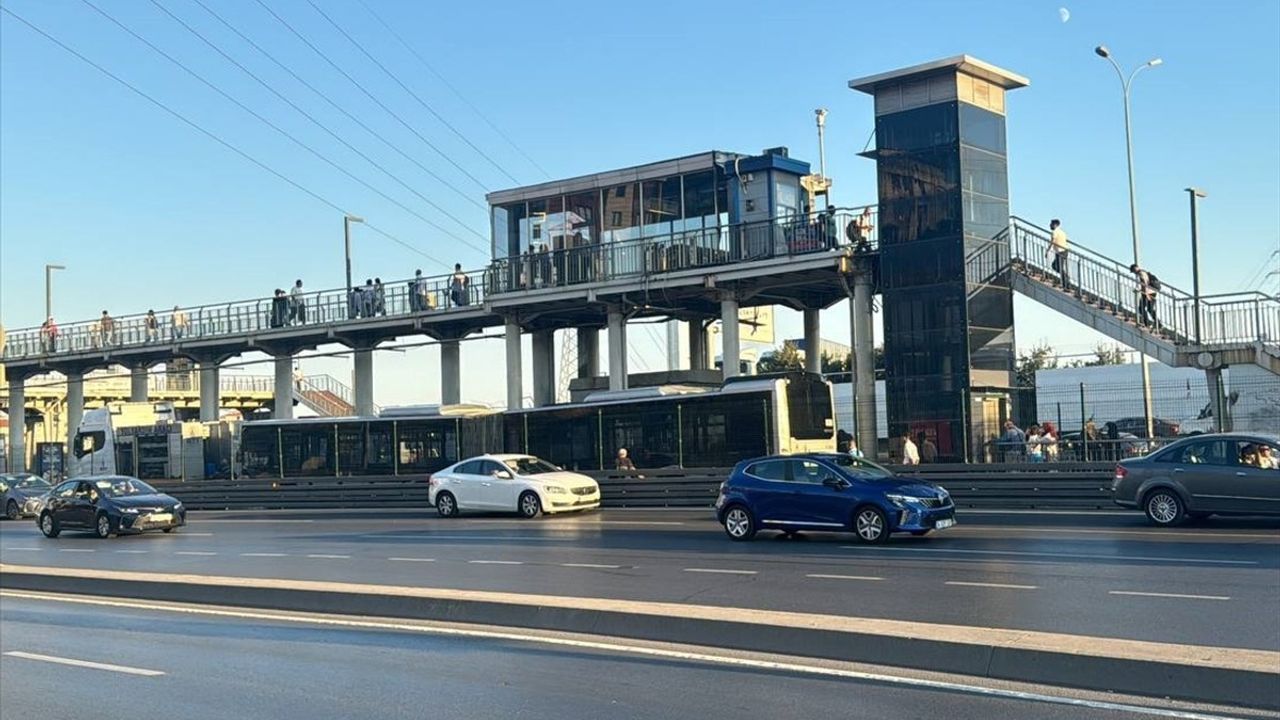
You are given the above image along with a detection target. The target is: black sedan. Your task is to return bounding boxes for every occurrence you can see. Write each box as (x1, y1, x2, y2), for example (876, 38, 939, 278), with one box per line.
(39, 476, 186, 538)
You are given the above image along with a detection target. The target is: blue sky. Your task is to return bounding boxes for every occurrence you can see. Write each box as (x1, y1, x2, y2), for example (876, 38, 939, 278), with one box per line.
(2, 0, 1277, 405)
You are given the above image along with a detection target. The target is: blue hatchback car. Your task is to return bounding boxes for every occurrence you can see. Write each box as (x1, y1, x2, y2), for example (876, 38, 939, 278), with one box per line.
(715, 453, 956, 543)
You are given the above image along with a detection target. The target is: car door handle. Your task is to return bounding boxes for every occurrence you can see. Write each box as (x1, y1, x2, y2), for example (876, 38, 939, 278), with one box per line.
(1236, 472, 1247, 477)
(1172, 468, 1184, 473)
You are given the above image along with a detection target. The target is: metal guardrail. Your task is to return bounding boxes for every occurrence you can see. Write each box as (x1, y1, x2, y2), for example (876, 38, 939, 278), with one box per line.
(1008, 217, 1280, 352)
(150, 462, 1119, 512)
(1, 208, 878, 363)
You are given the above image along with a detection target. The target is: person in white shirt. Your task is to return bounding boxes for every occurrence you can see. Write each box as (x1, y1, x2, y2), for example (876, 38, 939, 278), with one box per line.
(289, 279, 305, 325)
(1026, 425, 1044, 463)
(901, 432, 920, 465)
(1048, 219, 1071, 291)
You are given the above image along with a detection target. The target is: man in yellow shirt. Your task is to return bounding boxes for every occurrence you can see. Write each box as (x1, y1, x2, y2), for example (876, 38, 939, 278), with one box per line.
(1048, 218, 1071, 291)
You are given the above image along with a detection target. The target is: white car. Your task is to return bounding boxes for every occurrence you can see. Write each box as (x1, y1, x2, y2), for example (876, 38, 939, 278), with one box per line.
(428, 454, 601, 518)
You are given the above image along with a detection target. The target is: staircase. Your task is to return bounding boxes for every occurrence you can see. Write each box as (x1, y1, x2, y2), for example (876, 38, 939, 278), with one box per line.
(997, 218, 1279, 374)
(293, 374, 377, 417)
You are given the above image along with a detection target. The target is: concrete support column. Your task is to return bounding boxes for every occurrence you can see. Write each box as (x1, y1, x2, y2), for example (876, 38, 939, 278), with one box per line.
(197, 360, 220, 422)
(7, 378, 26, 472)
(129, 365, 149, 402)
(353, 348, 374, 416)
(850, 274, 878, 457)
(531, 330, 556, 407)
(1205, 367, 1231, 433)
(505, 318, 523, 410)
(273, 355, 293, 420)
(576, 327, 600, 379)
(688, 321, 707, 371)
(607, 308, 628, 391)
(440, 340, 461, 406)
(65, 371, 85, 450)
(720, 296, 740, 379)
(803, 309, 822, 374)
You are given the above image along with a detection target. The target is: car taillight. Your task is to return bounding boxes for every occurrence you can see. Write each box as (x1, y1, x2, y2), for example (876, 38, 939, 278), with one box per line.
(428, 476, 437, 488)
(1114, 465, 1127, 480)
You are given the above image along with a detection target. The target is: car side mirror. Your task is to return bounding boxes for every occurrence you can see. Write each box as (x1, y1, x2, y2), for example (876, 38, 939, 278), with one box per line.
(822, 476, 846, 489)
(494, 471, 513, 480)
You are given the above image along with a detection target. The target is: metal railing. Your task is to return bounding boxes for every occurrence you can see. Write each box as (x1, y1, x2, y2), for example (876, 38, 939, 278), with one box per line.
(487, 208, 878, 294)
(1, 209, 879, 363)
(1008, 217, 1279, 352)
(294, 374, 376, 417)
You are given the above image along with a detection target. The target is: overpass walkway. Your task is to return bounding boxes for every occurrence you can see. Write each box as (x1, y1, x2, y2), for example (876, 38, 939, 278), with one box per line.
(995, 217, 1279, 374)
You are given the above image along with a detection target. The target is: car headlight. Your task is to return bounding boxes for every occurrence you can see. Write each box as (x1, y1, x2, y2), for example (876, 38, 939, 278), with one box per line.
(121, 507, 140, 515)
(174, 502, 183, 511)
(885, 493, 926, 508)
(544, 486, 567, 494)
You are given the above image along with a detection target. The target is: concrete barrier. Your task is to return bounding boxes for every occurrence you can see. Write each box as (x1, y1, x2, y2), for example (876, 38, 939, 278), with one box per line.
(2, 563, 1275, 710)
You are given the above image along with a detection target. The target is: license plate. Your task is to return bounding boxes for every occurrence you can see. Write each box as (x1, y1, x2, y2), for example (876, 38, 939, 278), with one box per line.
(935, 518, 955, 530)
(149, 513, 173, 524)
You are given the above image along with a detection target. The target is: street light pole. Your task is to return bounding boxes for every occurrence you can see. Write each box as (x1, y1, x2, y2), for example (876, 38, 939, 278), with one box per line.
(1185, 188, 1207, 345)
(44, 264, 66, 319)
(1095, 45, 1161, 440)
(344, 215, 364, 314)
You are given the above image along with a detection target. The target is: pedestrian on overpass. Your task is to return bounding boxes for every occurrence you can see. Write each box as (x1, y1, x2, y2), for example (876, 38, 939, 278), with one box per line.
(144, 309, 159, 343)
(374, 278, 386, 315)
(1129, 264, 1159, 329)
(290, 279, 306, 325)
(99, 310, 115, 347)
(171, 305, 188, 340)
(1048, 219, 1071, 292)
(451, 264, 470, 307)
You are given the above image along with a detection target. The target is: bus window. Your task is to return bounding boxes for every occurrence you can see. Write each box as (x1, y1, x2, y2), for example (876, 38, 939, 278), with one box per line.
(397, 422, 450, 474)
(786, 376, 834, 440)
(239, 426, 280, 478)
(336, 424, 367, 476)
(281, 425, 334, 477)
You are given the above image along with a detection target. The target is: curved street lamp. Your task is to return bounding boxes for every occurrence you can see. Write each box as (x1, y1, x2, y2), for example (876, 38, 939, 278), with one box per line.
(1095, 44, 1162, 440)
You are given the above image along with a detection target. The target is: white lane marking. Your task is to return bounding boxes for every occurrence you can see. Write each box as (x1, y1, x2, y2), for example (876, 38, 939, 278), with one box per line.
(240, 553, 287, 558)
(946, 581, 1039, 590)
(1109, 591, 1230, 601)
(951, 526, 1280, 540)
(806, 574, 883, 582)
(305, 554, 351, 559)
(193, 519, 315, 524)
(841, 546, 1258, 566)
(58, 549, 95, 553)
(4, 547, 42, 552)
(3, 651, 164, 677)
(115, 550, 149, 555)
(683, 568, 756, 575)
(0, 591, 1241, 720)
(387, 557, 435, 563)
(362, 534, 564, 542)
(175, 551, 216, 556)
(163, 532, 214, 537)
(561, 563, 623, 569)
(468, 560, 523, 565)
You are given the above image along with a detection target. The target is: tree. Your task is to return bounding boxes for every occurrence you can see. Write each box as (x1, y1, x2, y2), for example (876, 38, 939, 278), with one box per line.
(1016, 342, 1058, 387)
(1083, 343, 1128, 367)
(821, 351, 849, 374)
(757, 341, 803, 373)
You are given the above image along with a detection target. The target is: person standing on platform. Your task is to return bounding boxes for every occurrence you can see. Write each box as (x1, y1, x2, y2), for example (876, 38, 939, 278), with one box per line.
(823, 205, 840, 249)
(289, 279, 306, 325)
(360, 279, 375, 318)
(920, 433, 938, 464)
(451, 264, 470, 307)
(616, 448, 637, 471)
(373, 278, 386, 316)
(99, 310, 115, 347)
(40, 316, 58, 353)
(144, 309, 159, 343)
(171, 305, 189, 340)
(1048, 219, 1071, 292)
(900, 432, 920, 465)
(999, 420, 1026, 461)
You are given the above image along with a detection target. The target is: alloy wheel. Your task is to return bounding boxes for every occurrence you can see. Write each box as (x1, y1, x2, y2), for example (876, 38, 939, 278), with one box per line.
(520, 493, 541, 518)
(725, 508, 750, 538)
(856, 509, 885, 542)
(436, 493, 456, 517)
(6, 501, 18, 521)
(96, 514, 112, 538)
(1146, 492, 1181, 525)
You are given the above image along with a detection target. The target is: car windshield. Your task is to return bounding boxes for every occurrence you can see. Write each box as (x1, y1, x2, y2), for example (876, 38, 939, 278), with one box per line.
(14, 476, 50, 490)
(503, 457, 560, 475)
(830, 455, 894, 478)
(94, 478, 158, 497)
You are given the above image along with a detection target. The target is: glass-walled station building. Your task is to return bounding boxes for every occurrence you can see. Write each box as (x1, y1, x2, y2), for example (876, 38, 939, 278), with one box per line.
(486, 150, 815, 290)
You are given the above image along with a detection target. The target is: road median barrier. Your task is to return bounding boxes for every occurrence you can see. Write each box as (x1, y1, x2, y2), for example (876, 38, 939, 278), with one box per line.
(2, 562, 1275, 710)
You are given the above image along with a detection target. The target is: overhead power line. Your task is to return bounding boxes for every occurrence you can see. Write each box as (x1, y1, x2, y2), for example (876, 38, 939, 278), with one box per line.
(76, 0, 480, 252)
(305, 0, 520, 186)
(355, 0, 550, 180)
(0, 5, 447, 271)
(254, 0, 490, 193)
(186, 0, 487, 215)
(148, 0, 488, 254)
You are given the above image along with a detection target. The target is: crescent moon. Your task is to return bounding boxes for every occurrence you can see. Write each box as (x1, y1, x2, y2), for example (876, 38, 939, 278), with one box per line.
(1059, 7, 1070, 23)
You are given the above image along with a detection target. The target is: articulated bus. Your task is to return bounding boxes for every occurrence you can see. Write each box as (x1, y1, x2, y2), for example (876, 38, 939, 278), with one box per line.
(233, 372, 835, 478)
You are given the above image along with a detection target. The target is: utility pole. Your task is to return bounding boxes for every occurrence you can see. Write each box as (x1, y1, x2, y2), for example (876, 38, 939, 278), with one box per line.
(44, 264, 66, 319)
(1185, 187, 1206, 344)
(344, 215, 363, 317)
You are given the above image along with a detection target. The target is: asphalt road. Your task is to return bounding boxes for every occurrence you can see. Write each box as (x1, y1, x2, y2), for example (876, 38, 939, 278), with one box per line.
(2, 508, 1277, 651)
(0, 594, 1257, 720)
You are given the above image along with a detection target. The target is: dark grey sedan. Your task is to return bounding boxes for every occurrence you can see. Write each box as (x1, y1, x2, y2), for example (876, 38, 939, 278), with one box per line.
(1, 474, 52, 520)
(1112, 432, 1280, 525)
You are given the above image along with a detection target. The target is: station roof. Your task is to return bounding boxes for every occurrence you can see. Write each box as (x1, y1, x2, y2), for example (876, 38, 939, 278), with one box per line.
(848, 55, 1029, 94)
(486, 150, 746, 206)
